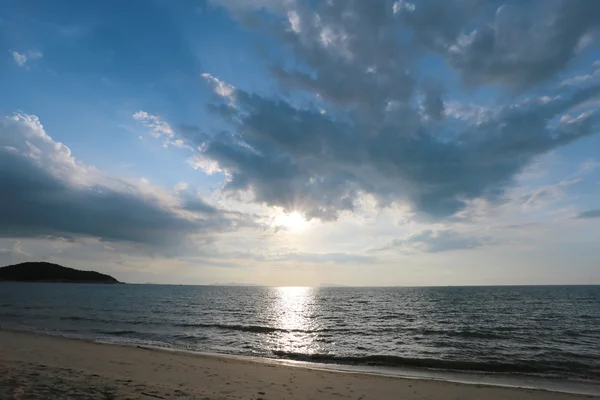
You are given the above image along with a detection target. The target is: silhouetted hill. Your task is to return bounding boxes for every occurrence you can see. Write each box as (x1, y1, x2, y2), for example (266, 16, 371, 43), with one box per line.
(0, 262, 121, 284)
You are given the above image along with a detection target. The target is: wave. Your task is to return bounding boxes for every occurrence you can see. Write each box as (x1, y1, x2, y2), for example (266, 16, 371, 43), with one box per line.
(94, 330, 138, 336)
(270, 351, 597, 376)
(379, 313, 412, 320)
(173, 334, 208, 341)
(563, 329, 600, 338)
(418, 328, 508, 340)
(60, 316, 96, 322)
(0, 312, 20, 318)
(173, 322, 352, 335)
(175, 323, 292, 334)
(58, 316, 151, 326)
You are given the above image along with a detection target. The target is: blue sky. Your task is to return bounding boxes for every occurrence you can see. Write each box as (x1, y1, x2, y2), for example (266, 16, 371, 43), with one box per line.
(1, 0, 599, 285)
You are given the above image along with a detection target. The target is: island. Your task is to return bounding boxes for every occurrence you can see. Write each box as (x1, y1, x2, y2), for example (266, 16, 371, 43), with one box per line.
(0, 262, 121, 284)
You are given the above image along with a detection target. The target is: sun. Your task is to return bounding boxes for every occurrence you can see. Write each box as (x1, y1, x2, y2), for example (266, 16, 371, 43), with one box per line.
(274, 211, 309, 231)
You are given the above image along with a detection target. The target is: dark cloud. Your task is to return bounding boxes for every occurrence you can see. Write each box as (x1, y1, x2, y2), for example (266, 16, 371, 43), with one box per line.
(422, 82, 445, 121)
(191, 78, 600, 220)
(394, 0, 484, 51)
(389, 0, 600, 90)
(0, 115, 246, 246)
(444, 1, 600, 89)
(191, 0, 600, 221)
(576, 209, 600, 219)
(181, 193, 220, 214)
(269, 0, 416, 124)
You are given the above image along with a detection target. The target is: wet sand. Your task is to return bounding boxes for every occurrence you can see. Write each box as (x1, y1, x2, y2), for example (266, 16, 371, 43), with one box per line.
(0, 329, 597, 399)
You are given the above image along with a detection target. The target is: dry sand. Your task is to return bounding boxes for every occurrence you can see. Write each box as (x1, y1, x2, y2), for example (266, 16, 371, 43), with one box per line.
(0, 329, 597, 400)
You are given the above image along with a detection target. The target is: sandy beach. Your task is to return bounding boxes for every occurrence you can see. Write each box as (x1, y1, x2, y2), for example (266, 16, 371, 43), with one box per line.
(0, 330, 596, 400)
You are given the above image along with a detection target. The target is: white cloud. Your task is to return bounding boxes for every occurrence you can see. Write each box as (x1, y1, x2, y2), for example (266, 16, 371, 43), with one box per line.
(288, 10, 301, 33)
(561, 67, 600, 86)
(520, 179, 580, 212)
(188, 154, 223, 175)
(3, 113, 95, 186)
(201, 73, 236, 100)
(11, 51, 27, 66)
(575, 31, 595, 53)
(11, 50, 42, 67)
(174, 182, 189, 193)
(577, 159, 600, 175)
(0, 240, 30, 257)
(133, 111, 194, 150)
(133, 111, 175, 138)
(372, 228, 488, 254)
(393, 0, 415, 14)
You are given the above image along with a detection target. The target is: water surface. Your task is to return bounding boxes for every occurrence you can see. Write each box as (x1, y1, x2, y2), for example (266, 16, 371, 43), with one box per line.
(1, 284, 599, 392)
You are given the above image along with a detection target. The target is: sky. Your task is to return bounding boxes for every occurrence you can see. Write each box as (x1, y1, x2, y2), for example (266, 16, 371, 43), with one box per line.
(1, 0, 600, 286)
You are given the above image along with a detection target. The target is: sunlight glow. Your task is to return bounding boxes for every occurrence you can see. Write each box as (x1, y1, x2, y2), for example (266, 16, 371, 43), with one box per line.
(274, 211, 309, 231)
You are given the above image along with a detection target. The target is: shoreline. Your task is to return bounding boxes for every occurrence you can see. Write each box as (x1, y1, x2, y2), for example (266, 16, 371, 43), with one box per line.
(126, 344, 600, 397)
(1, 328, 599, 399)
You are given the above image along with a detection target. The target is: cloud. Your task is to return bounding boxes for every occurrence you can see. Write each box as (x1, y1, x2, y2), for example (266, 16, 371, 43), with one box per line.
(185, 76, 600, 221)
(209, 0, 293, 17)
(408, 229, 485, 253)
(562, 61, 600, 88)
(11, 52, 27, 66)
(369, 229, 489, 254)
(576, 209, 600, 219)
(11, 50, 43, 67)
(0, 113, 250, 248)
(134, 111, 194, 150)
(202, 248, 375, 265)
(0, 240, 31, 265)
(442, 1, 600, 89)
(422, 82, 445, 121)
(174, 182, 189, 193)
(0, 240, 30, 257)
(178, 1, 600, 223)
(271, 252, 375, 264)
(181, 194, 221, 215)
(577, 159, 600, 175)
(133, 111, 174, 138)
(373, 229, 487, 254)
(519, 179, 580, 211)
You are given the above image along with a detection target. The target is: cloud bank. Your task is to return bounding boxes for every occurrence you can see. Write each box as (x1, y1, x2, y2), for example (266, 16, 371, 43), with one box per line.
(0, 114, 249, 247)
(164, 0, 600, 222)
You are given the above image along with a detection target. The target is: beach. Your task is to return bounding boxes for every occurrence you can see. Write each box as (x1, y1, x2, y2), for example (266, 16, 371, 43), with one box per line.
(0, 330, 596, 400)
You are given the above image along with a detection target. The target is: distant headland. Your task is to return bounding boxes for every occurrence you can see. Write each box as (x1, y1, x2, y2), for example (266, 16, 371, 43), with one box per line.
(209, 282, 262, 287)
(0, 262, 121, 284)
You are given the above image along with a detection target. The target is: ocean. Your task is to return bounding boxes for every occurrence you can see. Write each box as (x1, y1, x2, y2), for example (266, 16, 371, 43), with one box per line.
(1, 283, 599, 394)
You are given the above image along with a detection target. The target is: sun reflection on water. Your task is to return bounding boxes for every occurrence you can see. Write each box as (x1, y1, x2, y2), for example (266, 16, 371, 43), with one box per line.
(263, 286, 321, 354)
